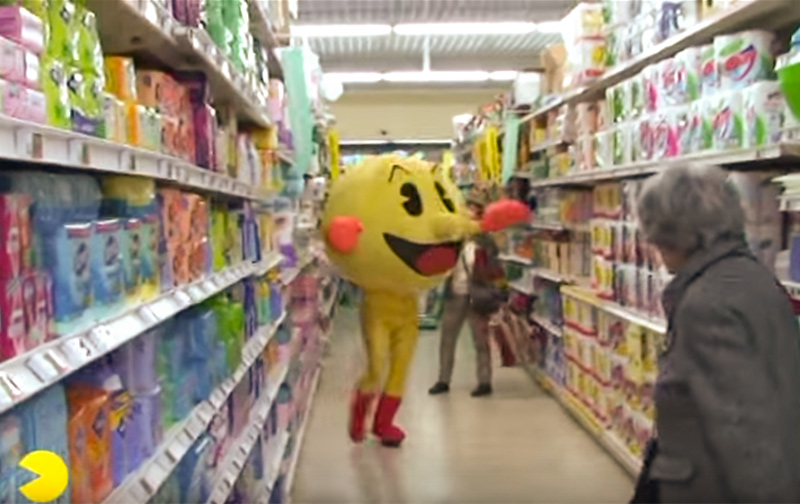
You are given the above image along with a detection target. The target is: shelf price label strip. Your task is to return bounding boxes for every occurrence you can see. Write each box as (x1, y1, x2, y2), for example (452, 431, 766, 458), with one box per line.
(104, 313, 288, 504)
(0, 115, 270, 202)
(0, 253, 283, 418)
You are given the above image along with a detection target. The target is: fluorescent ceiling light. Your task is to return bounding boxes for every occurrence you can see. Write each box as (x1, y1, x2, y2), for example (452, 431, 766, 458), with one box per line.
(326, 72, 383, 83)
(489, 70, 518, 81)
(384, 71, 489, 82)
(290, 24, 391, 37)
(535, 21, 563, 33)
(393, 22, 536, 36)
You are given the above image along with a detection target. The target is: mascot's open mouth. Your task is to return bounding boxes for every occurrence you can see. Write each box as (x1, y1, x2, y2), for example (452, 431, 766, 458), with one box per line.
(383, 233, 462, 276)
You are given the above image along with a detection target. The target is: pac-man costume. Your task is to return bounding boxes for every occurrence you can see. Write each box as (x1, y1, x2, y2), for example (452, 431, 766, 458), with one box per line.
(322, 155, 529, 447)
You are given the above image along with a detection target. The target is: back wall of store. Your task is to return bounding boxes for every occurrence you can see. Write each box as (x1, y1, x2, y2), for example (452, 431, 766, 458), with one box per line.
(331, 87, 507, 141)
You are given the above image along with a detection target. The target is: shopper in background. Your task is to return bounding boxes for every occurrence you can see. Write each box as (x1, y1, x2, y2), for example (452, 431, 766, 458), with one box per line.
(632, 163, 800, 503)
(429, 183, 506, 398)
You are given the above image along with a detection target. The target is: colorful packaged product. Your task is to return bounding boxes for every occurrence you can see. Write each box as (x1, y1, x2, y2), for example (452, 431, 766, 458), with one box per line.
(121, 218, 142, 302)
(41, 57, 71, 129)
(712, 90, 745, 150)
(66, 385, 113, 504)
(103, 56, 136, 102)
(0, 278, 25, 360)
(744, 80, 785, 147)
(43, 222, 92, 323)
(700, 44, 719, 98)
(715, 30, 775, 91)
(89, 219, 124, 309)
(0, 6, 44, 55)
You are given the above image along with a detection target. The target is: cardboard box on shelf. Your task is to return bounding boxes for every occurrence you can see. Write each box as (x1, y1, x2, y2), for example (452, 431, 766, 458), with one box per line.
(541, 43, 568, 96)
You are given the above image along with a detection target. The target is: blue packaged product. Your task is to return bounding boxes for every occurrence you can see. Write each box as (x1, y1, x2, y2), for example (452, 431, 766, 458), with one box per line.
(0, 413, 24, 504)
(177, 434, 214, 504)
(19, 384, 71, 504)
(187, 309, 216, 360)
(43, 222, 93, 324)
(121, 218, 143, 301)
(90, 219, 124, 308)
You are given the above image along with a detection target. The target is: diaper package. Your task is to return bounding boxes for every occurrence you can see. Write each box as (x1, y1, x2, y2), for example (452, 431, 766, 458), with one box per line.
(715, 30, 775, 91)
(744, 80, 785, 147)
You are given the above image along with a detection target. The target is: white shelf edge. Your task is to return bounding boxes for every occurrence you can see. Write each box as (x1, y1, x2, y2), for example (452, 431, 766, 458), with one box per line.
(499, 254, 533, 266)
(561, 285, 666, 334)
(0, 252, 284, 418)
(321, 284, 340, 318)
(530, 314, 563, 337)
(527, 366, 642, 478)
(0, 115, 269, 201)
(284, 366, 322, 502)
(527, 143, 800, 188)
(520, 0, 796, 123)
(509, 280, 535, 296)
(280, 256, 315, 285)
(104, 312, 288, 503)
(205, 361, 291, 504)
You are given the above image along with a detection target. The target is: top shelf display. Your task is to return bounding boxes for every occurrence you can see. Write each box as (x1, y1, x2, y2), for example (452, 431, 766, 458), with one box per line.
(521, 0, 800, 124)
(87, 0, 272, 127)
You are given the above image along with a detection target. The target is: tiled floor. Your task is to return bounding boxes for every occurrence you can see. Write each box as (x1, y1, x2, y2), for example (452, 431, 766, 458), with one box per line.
(292, 307, 633, 503)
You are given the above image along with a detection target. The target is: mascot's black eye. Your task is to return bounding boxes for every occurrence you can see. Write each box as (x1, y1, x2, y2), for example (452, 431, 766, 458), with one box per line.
(434, 182, 455, 213)
(401, 182, 422, 216)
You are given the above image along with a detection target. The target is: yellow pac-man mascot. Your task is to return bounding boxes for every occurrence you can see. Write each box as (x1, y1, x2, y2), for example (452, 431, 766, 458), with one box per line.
(322, 155, 529, 447)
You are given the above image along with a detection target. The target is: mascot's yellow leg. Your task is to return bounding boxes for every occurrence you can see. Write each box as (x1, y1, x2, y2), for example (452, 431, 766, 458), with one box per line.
(349, 290, 418, 447)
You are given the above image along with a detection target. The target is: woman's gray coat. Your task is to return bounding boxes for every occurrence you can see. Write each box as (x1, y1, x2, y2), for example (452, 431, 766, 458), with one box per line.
(650, 237, 800, 503)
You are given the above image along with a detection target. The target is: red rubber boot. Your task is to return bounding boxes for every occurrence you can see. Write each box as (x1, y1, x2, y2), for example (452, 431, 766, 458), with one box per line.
(349, 390, 374, 443)
(372, 394, 405, 447)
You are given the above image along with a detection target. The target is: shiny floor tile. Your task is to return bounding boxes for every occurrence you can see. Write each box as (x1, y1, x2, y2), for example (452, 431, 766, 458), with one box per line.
(292, 307, 633, 503)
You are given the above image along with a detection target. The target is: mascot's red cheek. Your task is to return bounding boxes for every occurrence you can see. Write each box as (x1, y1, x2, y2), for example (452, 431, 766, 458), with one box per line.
(327, 216, 363, 254)
(481, 199, 532, 232)
(415, 246, 458, 276)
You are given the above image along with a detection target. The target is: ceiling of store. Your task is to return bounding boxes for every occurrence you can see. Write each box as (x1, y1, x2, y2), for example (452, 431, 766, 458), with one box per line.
(294, 0, 574, 73)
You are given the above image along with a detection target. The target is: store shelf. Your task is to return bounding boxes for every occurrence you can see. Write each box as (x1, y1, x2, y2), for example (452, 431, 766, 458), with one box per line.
(321, 283, 340, 318)
(285, 366, 322, 502)
(530, 314, 563, 337)
(281, 256, 315, 285)
(528, 366, 641, 478)
(520, 0, 799, 123)
(528, 143, 800, 188)
(530, 138, 571, 154)
(87, 0, 271, 127)
(509, 279, 535, 296)
(0, 252, 283, 418)
(0, 115, 268, 201)
(561, 285, 666, 334)
(278, 149, 295, 165)
(205, 359, 291, 504)
(247, 0, 280, 48)
(105, 313, 288, 504)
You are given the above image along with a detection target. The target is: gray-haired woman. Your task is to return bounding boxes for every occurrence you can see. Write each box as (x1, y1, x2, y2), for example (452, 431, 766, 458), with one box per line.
(632, 164, 800, 504)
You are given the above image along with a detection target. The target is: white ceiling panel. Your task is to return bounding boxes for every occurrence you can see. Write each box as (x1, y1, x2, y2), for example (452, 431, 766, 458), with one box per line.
(295, 0, 573, 74)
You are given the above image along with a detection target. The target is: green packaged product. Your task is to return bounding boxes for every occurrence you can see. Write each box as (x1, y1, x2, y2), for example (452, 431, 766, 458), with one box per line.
(41, 57, 71, 129)
(76, 7, 103, 73)
(46, 0, 78, 62)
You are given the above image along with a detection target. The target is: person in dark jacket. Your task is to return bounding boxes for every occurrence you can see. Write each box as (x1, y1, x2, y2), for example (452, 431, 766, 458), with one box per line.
(429, 184, 506, 397)
(632, 163, 800, 503)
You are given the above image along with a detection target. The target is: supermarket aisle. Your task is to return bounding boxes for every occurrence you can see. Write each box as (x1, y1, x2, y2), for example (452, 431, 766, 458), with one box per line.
(292, 307, 632, 504)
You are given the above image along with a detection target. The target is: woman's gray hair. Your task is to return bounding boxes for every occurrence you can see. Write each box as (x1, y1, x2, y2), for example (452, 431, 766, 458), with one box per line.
(636, 163, 746, 253)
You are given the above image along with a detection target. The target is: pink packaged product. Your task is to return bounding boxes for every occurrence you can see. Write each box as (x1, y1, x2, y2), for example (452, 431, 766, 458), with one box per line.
(1, 81, 45, 123)
(0, 195, 22, 281)
(21, 271, 52, 349)
(0, 278, 25, 360)
(172, 0, 203, 27)
(0, 37, 39, 89)
(0, 7, 44, 55)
